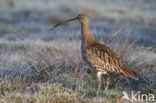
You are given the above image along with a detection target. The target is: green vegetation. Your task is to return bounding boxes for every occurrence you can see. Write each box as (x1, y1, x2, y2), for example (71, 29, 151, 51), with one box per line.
(48, 16, 68, 24)
(0, 34, 155, 102)
(0, 0, 156, 102)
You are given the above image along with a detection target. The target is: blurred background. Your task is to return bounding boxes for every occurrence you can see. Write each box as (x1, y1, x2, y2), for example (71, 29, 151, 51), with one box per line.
(0, 0, 156, 46)
(0, 0, 156, 102)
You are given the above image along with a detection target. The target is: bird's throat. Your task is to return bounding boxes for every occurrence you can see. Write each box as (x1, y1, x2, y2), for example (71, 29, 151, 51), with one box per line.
(81, 23, 96, 47)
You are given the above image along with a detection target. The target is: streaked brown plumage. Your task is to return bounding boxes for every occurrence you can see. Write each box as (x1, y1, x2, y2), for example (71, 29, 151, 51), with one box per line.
(83, 42, 138, 78)
(51, 14, 138, 95)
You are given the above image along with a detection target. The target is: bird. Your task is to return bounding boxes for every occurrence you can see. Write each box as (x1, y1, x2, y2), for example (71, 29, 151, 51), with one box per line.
(50, 14, 138, 95)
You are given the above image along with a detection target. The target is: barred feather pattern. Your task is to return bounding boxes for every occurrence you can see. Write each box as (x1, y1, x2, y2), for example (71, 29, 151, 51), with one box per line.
(51, 14, 138, 80)
(81, 42, 138, 80)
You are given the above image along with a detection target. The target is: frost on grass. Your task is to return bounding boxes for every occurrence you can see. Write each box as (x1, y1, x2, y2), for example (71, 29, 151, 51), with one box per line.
(0, 35, 156, 102)
(0, 0, 156, 102)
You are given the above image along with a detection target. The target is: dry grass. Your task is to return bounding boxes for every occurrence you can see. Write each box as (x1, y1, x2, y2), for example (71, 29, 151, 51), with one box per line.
(0, 26, 155, 103)
(0, 0, 156, 102)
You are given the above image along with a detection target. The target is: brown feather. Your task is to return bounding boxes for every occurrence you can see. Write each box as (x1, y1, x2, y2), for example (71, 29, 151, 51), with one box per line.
(51, 14, 138, 80)
(83, 42, 138, 79)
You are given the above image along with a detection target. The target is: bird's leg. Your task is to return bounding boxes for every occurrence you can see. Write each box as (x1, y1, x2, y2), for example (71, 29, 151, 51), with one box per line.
(97, 72, 102, 95)
(105, 75, 110, 92)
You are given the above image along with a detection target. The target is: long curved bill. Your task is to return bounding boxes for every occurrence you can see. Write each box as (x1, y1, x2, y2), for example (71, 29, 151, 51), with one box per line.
(50, 17, 78, 30)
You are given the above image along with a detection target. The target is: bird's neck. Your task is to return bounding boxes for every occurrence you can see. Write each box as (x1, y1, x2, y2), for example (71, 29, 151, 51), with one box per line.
(81, 22, 96, 46)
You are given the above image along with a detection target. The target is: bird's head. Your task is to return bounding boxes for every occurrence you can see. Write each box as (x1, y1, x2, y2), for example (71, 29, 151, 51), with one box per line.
(50, 14, 89, 30)
(77, 14, 89, 23)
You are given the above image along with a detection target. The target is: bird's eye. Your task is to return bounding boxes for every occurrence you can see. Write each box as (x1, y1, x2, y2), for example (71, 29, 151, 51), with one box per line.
(78, 15, 82, 18)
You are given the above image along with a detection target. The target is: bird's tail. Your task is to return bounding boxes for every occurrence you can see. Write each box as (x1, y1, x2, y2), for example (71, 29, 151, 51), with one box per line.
(122, 66, 138, 80)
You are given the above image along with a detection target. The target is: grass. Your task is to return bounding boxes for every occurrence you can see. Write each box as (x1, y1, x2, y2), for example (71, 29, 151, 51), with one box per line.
(48, 16, 68, 24)
(0, 28, 155, 103)
(0, 0, 156, 102)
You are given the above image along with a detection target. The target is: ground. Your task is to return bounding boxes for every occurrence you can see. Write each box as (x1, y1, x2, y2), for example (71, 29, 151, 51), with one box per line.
(0, 0, 156, 103)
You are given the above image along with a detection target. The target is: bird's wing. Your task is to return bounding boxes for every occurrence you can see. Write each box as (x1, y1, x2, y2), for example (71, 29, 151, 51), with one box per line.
(86, 43, 138, 79)
(86, 43, 122, 73)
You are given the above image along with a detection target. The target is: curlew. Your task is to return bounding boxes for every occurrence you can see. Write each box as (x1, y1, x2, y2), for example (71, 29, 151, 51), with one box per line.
(51, 14, 138, 95)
